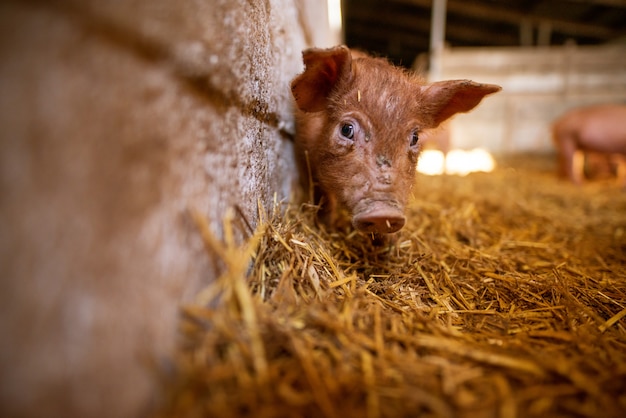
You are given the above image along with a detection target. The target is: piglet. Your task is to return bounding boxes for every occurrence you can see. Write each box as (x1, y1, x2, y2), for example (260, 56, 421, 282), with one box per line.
(291, 45, 501, 234)
(552, 104, 626, 185)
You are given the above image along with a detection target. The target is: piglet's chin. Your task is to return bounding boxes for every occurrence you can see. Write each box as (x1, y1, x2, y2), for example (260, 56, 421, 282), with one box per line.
(351, 201, 406, 234)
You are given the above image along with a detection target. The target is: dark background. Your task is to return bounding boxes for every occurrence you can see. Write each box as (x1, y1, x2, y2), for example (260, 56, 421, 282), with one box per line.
(342, 0, 626, 68)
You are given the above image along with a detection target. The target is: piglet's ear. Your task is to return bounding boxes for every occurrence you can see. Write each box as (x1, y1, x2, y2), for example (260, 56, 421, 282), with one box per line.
(421, 80, 501, 127)
(291, 46, 353, 112)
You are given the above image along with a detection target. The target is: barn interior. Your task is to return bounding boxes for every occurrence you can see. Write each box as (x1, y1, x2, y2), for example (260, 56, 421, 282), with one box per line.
(342, 0, 626, 69)
(344, 0, 626, 159)
(156, 1, 626, 417)
(1, 1, 625, 418)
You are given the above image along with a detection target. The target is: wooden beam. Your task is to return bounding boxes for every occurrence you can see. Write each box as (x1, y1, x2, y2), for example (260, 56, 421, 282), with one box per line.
(344, 20, 430, 50)
(429, 0, 447, 80)
(346, 6, 432, 30)
(448, 0, 618, 39)
(393, 0, 624, 39)
(567, 0, 626, 7)
(346, 6, 518, 46)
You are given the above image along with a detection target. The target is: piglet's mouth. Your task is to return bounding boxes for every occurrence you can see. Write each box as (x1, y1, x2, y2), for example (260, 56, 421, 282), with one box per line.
(351, 200, 406, 234)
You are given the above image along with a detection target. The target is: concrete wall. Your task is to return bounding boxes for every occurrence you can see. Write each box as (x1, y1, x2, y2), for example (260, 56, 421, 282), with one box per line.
(0, 0, 333, 417)
(435, 44, 626, 153)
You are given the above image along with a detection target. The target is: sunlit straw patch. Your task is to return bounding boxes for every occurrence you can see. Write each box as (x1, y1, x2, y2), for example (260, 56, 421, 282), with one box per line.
(418, 148, 496, 176)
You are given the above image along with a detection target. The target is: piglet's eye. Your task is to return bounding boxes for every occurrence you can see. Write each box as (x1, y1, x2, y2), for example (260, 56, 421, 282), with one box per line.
(410, 131, 419, 147)
(340, 123, 355, 140)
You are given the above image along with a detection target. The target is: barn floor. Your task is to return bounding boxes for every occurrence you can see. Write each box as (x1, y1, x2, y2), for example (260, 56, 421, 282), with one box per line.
(156, 154, 626, 418)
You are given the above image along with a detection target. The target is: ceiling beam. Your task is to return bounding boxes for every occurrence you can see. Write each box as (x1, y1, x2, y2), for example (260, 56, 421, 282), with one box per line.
(345, 20, 430, 49)
(567, 0, 626, 7)
(393, 0, 625, 39)
(346, 6, 518, 47)
(447, 0, 619, 39)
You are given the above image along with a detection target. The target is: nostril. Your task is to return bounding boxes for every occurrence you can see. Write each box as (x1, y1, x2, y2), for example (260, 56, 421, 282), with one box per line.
(386, 218, 405, 230)
(360, 221, 376, 230)
(353, 213, 406, 234)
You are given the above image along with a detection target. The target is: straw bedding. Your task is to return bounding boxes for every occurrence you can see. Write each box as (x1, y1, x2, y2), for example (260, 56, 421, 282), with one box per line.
(156, 154, 626, 418)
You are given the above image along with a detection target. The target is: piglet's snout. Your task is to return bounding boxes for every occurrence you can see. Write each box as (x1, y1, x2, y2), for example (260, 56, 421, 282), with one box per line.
(352, 203, 406, 234)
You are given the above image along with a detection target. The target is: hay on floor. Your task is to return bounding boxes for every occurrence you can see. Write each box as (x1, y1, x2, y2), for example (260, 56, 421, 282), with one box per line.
(156, 154, 626, 418)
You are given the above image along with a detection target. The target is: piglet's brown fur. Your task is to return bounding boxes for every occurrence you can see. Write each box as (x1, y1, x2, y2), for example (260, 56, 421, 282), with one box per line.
(291, 45, 501, 235)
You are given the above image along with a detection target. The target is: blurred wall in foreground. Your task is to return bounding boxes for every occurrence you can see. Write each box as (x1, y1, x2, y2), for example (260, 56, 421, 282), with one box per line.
(0, 0, 331, 417)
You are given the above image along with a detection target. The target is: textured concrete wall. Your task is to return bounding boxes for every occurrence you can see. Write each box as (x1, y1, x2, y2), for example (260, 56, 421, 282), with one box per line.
(0, 0, 329, 417)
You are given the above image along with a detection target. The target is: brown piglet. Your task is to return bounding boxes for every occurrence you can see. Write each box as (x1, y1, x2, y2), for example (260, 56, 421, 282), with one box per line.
(291, 45, 501, 235)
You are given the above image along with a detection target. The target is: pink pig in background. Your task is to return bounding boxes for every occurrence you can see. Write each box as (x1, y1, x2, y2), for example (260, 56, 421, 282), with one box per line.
(291, 46, 501, 234)
(552, 104, 626, 185)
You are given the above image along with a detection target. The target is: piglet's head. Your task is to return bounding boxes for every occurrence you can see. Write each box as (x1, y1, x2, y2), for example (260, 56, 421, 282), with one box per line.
(291, 46, 501, 234)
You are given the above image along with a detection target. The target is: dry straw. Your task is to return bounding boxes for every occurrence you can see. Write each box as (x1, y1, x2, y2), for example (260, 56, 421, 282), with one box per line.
(157, 156, 626, 418)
